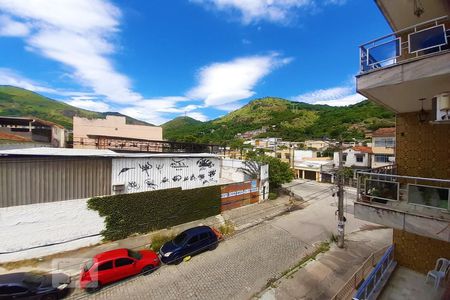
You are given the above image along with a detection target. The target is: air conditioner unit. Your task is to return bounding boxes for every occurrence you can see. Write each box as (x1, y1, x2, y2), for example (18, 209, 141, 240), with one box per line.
(112, 184, 125, 192)
(432, 92, 450, 122)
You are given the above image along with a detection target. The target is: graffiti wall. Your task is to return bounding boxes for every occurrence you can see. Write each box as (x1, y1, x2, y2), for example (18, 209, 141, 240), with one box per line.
(112, 156, 220, 193)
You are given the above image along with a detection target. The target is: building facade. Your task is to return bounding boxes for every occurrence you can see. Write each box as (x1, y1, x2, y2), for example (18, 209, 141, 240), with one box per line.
(73, 115, 163, 149)
(354, 1, 450, 297)
(333, 146, 372, 171)
(371, 127, 395, 169)
(0, 148, 268, 262)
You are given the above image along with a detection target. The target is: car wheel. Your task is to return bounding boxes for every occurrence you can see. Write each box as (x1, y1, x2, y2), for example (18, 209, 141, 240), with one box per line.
(41, 294, 57, 300)
(86, 281, 102, 293)
(141, 265, 155, 275)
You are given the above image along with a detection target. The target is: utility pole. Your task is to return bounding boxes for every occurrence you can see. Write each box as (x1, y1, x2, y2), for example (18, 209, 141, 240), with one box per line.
(337, 140, 345, 248)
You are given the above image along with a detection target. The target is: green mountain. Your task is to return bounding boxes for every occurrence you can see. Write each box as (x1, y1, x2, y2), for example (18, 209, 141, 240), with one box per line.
(0, 86, 150, 129)
(162, 97, 395, 144)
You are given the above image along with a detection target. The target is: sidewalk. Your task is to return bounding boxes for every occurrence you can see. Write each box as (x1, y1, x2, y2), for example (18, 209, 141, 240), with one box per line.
(0, 196, 296, 276)
(258, 228, 392, 300)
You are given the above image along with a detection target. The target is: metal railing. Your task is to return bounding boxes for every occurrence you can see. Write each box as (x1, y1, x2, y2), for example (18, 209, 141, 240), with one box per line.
(353, 245, 396, 300)
(360, 16, 450, 73)
(331, 246, 388, 300)
(356, 167, 450, 219)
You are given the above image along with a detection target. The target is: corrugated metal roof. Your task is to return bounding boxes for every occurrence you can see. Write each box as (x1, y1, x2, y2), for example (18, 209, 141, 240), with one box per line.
(0, 147, 218, 158)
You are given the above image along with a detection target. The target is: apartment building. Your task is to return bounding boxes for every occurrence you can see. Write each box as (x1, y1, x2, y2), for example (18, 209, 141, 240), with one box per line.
(371, 127, 395, 168)
(353, 0, 450, 298)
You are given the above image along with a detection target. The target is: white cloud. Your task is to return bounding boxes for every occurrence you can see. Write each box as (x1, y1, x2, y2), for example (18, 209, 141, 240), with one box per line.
(187, 53, 291, 107)
(66, 97, 110, 112)
(0, 15, 29, 36)
(186, 111, 208, 122)
(0, 0, 143, 104)
(191, 0, 345, 24)
(0, 68, 57, 93)
(191, 0, 313, 24)
(293, 85, 365, 106)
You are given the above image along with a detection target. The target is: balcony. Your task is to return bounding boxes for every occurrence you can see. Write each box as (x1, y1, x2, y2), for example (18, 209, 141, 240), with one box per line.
(355, 165, 450, 242)
(356, 16, 450, 113)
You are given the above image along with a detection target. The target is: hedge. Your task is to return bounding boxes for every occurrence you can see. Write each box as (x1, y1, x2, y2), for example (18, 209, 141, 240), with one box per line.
(88, 186, 221, 241)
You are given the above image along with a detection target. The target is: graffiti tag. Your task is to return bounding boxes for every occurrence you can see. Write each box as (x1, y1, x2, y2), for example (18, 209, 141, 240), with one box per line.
(127, 181, 140, 190)
(172, 175, 182, 182)
(118, 167, 135, 176)
(170, 158, 188, 170)
(208, 170, 216, 178)
(144, 179, 158, 190)
(138, 162, 153, 177)
(197, 158, 214, 170)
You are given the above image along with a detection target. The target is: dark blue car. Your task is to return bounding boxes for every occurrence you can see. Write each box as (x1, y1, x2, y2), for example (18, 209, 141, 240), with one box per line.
(159, 226, 221, 264)
(0, 272, 71, 300)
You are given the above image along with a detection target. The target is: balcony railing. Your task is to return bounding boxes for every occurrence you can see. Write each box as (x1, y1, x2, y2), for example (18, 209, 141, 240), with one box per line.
(353, 245, 396, 300)
(356, 166, 450, 220)
(360, 16, 450, 73)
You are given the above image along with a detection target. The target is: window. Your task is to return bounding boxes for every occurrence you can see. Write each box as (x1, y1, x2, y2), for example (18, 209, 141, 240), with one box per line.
(374, 155, 392, 163)
(173, 232, 187, 246)
(277, 153, 281, 158)
(97, 261, 113, 272)
(0, 285, 28, 294)
(84, 259, 94, 272)
(342, 154, 347, 162)
(187, 235, 199, 245)
(355, 155, 364, 163)
(374, 138, 395, 148)
(128, 249, 142, 260)
(199, 232, 209, 241)
(115, 258, 134, 267)
(285, 153, 290, 159)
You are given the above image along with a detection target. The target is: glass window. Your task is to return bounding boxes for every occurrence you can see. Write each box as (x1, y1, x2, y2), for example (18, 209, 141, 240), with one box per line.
(356, 155, 364, 163)
(84, 259, 94, 272)
(409, 25, 446, 53)
(199, 232, 209, 241)
(1, 285, 28, 294)
(342, 154, 347, 162)
(173, 232, 187, 246)
(187, 235, 199, 245)
(127, 249, 142, 260)
(115, 258, 134, 267)
(97, 261, 113, 272)
(367, 38, 400, 65)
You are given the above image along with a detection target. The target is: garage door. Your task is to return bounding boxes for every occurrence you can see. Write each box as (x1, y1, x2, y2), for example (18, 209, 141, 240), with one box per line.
(304, 170, 316, 181)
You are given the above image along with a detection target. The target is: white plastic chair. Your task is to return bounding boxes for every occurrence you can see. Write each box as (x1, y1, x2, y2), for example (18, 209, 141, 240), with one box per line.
(426, 258, 450, 289)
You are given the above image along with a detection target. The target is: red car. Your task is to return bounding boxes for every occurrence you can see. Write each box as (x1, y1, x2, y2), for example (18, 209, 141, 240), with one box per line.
(80, 248, 160, 292)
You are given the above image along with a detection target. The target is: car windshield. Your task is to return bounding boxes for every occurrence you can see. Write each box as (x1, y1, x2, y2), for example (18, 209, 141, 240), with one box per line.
(173, 232, 187, 246)
(83, 259, 94, 272)
(23, 273, 43, 286)
(128, 249, 142, 260)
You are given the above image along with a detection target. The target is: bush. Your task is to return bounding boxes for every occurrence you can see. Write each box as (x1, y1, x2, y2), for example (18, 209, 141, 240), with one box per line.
(268, 192, 278, 200)
(218, 220, 235, 236)
(88, 186, 221, 241)
(149, 232, 176, 251)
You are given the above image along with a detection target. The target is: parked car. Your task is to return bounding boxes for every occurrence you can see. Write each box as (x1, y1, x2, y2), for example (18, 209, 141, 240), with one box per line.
(80, 248, 160, 293)
(0, 272, 71, 300)
(159, 226, 222, 264)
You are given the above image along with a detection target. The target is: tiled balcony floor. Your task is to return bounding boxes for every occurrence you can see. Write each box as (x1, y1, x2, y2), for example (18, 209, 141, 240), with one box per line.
(379, 266, 447, 300)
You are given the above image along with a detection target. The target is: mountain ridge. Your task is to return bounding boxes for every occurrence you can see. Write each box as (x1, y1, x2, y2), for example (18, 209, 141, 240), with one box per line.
(0, 85, 152, 129)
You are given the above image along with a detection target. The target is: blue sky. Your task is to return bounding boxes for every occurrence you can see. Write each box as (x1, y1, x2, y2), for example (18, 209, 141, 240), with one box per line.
(0, 0, 391, 124)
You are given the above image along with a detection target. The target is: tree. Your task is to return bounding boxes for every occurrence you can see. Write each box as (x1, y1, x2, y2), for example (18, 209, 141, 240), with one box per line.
(246, 151, 294, 189)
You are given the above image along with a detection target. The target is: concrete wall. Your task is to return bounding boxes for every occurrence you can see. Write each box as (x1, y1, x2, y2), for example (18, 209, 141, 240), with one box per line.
(112, 156, 220, 193)
(396, 112, 450, 179)
(73, 116, 162, 149)
(0, 198, 105, 263)
(393, 229, 450, 274)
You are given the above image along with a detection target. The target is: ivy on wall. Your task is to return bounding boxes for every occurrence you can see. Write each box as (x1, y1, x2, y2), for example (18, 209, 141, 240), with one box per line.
(88, 186, 221, 241)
